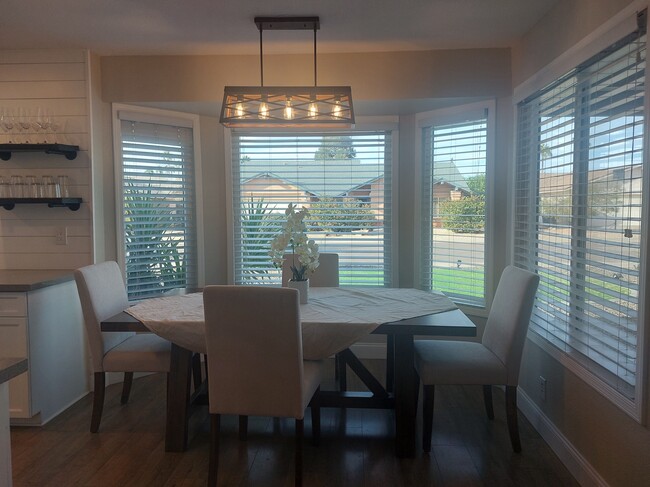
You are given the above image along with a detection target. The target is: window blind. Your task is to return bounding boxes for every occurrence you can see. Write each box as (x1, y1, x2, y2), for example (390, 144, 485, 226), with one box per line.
(119, 119, 198, 300)
(515, 20, 646, 401)
(421, 114, 488, 306)
(231, 131, 392, 286)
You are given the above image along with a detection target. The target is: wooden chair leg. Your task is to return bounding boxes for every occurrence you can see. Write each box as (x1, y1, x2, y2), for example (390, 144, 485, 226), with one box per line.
(334, 354, 340, 380)
(91, 372, 106, 433)
(208, 414, 220, 487)
(121, 372, 133, 405)
(239, 415, 248, 441)
(295, 418, 304, 487)
(386, 335, 395, 393)
(191, 353, 202, 391)
(483, 385, 494, 420)
(336, 352, 347, 391)
(203, 355, 209, 400)
(310, 387, 321, 447)
(422, 384, 435, 453)
(506, 385, 521, 453)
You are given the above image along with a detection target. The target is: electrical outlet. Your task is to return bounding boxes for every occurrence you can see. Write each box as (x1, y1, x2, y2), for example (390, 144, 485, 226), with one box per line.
(539, 376, 547, 401)
(55, 226, 68, 245)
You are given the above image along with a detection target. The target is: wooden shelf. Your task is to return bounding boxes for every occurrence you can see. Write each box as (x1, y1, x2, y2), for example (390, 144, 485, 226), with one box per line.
(0, 143, 80, 161)
(0, 197, 82, 211)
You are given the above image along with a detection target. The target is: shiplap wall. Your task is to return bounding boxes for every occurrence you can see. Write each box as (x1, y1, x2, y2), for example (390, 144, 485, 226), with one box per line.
(0, 50, 92, 269)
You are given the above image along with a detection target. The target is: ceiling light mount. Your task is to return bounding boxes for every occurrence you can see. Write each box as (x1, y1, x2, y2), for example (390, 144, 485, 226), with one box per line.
(220, 16, 354, 128)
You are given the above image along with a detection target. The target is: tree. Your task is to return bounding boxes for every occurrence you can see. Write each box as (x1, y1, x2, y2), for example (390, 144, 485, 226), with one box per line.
(438, 174, 486, 233)
(310, 197, 376, 232)
(466, 174, 486, 197)
(439, 196, 485, 233)
(314, 135, 356, 160)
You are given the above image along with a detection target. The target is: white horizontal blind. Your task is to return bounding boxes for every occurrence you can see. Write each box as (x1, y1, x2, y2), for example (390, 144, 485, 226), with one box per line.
(515, 21, 646, 401)
(119, 119, 197, 300)
(231, 131, 392, 286)
(421, 114, 487, 306)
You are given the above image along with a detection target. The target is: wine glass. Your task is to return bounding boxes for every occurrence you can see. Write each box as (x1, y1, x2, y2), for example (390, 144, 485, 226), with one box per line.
(50, 118, 61, 144)
(34, 107, 50, 142)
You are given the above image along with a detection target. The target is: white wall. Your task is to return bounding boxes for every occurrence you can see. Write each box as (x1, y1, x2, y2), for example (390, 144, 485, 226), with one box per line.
(0, 50, 92, 270)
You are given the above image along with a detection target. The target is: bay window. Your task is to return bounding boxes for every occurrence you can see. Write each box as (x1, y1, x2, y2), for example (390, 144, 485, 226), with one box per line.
(114, 107, 199, 300)
(419, 103, 493, 307)
(514, 18, 646, 410)
(230, 130, 394, 286)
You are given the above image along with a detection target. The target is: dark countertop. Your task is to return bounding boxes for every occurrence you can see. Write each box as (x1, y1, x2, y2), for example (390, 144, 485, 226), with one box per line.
(0, 269, 75, 292)
(0, 358, 28, 385)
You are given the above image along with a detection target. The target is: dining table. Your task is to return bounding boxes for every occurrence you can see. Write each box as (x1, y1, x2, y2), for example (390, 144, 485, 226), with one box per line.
(101, 286, 476, 458)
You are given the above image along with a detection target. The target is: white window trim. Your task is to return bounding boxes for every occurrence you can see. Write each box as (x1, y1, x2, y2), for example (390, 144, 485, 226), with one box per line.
(414, 100, 496, 318)
(510, 4, 650, 422)
(223, 117, 400, 287)
(111, 103, 205, 295)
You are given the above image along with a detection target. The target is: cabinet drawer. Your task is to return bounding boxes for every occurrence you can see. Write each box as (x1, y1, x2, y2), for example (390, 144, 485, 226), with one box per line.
(0, 294, 27, 317)
(0, 317, 28, 357)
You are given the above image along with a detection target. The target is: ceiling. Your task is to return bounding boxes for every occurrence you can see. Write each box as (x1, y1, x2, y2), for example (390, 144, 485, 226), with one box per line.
(2, 0, 560, 55)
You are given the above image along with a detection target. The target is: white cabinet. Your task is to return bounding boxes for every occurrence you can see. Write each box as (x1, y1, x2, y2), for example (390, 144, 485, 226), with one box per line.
(0, 280, 88, 425)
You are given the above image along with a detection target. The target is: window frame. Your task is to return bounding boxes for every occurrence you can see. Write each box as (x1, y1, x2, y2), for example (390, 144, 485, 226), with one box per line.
(511, 8, 650, 422)
(414, 100, 497, 316)
(111, 103, 205, 300)
(224, 119, 400, 287)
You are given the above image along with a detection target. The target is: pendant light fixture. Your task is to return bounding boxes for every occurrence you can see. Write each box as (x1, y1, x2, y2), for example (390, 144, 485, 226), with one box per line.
(220, 16, 354, 127)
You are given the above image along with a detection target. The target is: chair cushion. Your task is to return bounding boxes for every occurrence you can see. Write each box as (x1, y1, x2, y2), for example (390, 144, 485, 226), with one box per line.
(414, 340, 507, 385)
(103, 333, 171, 373)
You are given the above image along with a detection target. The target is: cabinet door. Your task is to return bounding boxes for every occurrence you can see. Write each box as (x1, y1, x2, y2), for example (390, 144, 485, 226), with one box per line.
(0, 294, 27, 317)
(0, 317, 30, 418)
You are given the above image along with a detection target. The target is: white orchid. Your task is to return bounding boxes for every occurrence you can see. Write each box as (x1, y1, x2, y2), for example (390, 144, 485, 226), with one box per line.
(269, 203, 320, 281)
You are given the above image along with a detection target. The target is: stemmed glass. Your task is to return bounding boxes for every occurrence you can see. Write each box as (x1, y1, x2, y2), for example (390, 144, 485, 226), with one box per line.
(34, 108, 50, 143)
(1, 108, 16, 143)
(18, 108, 32, 143)
(50, 118, 61, 144)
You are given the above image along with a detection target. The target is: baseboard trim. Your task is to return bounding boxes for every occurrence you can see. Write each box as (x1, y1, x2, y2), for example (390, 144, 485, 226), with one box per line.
(517, 389, 609, 487)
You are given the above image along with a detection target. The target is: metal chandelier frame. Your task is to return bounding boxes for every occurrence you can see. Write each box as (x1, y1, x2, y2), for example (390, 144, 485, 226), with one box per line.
(220, 16, 355, 128)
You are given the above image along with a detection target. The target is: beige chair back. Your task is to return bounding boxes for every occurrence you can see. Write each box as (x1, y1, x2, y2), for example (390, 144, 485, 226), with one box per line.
(281, 252, 339, 287)
(203, 286, 307, 418)
(481, 265, 540, 385)
(74, 261, 133, 372)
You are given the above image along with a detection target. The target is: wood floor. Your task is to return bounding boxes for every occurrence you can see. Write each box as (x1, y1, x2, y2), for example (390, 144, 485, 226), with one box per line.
(10, 360, 578, 486)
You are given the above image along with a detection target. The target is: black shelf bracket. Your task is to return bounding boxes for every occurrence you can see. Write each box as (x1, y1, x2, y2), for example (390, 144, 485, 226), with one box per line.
(0, 198, 82, 211)
(0, 143, 80, 161)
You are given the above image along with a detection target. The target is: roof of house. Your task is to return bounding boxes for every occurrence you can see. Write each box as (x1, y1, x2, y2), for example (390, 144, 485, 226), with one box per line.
(241, 158, 383, 198)
(242, 158, 472, 197)
(432, 160, 470, 192)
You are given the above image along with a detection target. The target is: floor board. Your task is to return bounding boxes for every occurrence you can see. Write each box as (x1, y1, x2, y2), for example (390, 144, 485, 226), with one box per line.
(10, 359, 579, 486)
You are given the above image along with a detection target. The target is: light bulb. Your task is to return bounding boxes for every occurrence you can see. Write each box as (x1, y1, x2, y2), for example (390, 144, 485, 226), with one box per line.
(309, 100, 318, 118)
(259, 101, 269, 119)
(332, 99, 342, 118)
(235, 99, 244, 118)
(285, 97, 293, 120)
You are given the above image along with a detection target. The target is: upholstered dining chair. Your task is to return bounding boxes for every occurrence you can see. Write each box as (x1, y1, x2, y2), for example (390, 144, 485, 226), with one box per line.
(281, 252, 340, 287)
(414, 265, 539, 453)
(74, 261, 171, 433)
(203, 286, 322, 487)
(282, 253, 348, 388)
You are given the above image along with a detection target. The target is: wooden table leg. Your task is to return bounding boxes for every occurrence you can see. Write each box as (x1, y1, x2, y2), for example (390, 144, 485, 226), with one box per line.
(166, 343, 193, 452)
(393, 334, 417, 458)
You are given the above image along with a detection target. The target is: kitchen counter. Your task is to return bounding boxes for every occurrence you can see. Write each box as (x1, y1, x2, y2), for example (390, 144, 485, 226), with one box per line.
(0, 270, 74, 292)
(0, 358, 27, 386)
